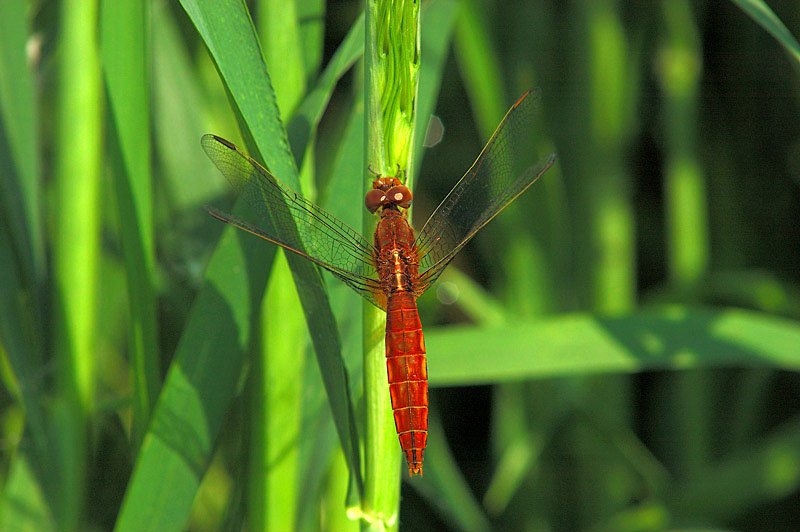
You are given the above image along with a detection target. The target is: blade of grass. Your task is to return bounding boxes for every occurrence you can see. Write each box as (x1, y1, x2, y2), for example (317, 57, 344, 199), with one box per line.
(413, 0, 459, 177)
(100, 0, 160, 451)
(0, 0, 45, 289)
(426, 308, 800, 386)
(0, 454, 55, 532)
(113, 224, 275, 532)
(296, 0, 326, 81)
(452, 0, 505, 138)
(115, 3, 363, 530)
(256, 0, 306, 116)
(319, 92, 366, 515)
(181, 0, 362, 488)
(249, 254, 307, 532)
(729, 0, 800, 66)
(411, 410, 492, 532)
(287, 11, 363, 161)
(151, 0, 224, 211)
(653, 0, 712, 479)
(657, 0, 708, 290)
(250, 4, 308, 530)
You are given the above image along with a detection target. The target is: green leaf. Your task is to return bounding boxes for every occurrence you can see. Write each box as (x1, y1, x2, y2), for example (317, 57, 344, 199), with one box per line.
(115, 3, 362, 531)
(287, 11, 364, 161)
(0, 0, 44, 286)
(729, 0, 800, 66)
(412, 411, 492, 532)
(100, 0, 160, 449)
(414, 0, 460, 177)
(426, 307, 800, 386)
(0, 455, 55, 532)
(670, 414, 800, 521)
(150, 0, 224, 211)
(114, 228, 274, 532)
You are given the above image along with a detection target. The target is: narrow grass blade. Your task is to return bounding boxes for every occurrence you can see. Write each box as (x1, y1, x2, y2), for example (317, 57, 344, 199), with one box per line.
(114, 3, 363, 530)
(257, 0, 306, 116)
(113, 226, 275, 532)
(100, 0, 160, 450)
(296, 0, 326, 79)
(287, 11, 364, 160)
(0, 455, 55, 532)
(426, 308, 800, 386)
(249, 255, 307, 532)
(0, 0, 45, 288)
(729, 0, 800, 66)
(453, 0, 506, 137)
(414, 0, 460, 177)
(150, 0, 224, 211)
(412, 410, 492, 532)
(181, 0, 360, 485)
(250, 5, 308, 528)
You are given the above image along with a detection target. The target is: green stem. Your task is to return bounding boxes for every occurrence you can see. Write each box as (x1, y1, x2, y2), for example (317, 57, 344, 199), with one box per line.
(54, 0, 102, 528)
(659, 0, 708, 290)
(362, 0, 419, 528)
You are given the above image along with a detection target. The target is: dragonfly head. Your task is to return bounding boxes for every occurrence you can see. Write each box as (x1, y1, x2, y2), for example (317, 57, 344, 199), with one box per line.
(365, 176, 413, 213)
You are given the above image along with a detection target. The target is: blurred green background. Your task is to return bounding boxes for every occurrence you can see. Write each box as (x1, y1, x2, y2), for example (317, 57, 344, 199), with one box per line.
(2, 0, 800, 531)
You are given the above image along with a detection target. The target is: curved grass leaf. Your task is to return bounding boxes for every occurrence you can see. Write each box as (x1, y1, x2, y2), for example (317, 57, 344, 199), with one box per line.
(729, 0, 800, 66)
(287, 11, 364, 161)
(427, 307, 800, 386)
(115, 2, 362, 531)
(181, 0, 361, 491)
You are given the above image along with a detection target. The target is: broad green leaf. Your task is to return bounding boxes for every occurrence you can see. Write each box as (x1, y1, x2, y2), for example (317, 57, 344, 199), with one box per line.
(427, 308, 800, 386)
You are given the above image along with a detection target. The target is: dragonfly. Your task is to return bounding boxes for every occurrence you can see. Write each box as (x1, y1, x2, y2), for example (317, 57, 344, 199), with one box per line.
(202, 89, 556, 476)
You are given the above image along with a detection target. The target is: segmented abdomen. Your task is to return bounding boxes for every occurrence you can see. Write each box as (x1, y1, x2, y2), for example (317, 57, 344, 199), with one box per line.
(385, 291, 428, 476)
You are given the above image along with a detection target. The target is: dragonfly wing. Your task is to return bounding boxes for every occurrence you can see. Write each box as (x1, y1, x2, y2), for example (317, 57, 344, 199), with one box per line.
(202, 134, 386, 309)
(414, 89, 556, 293)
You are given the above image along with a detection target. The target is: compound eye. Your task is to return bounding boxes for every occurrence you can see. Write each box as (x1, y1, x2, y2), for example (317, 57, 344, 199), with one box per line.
(365, 188, 386, 213)
(386, 185, 413, 208)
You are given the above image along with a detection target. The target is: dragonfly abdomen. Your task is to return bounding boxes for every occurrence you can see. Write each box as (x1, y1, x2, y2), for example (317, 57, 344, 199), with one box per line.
(385, 291, 428, 476)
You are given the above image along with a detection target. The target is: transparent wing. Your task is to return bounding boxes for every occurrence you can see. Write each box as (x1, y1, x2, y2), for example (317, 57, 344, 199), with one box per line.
(202, 134, 386, 309)
(414, 89, 557, 293)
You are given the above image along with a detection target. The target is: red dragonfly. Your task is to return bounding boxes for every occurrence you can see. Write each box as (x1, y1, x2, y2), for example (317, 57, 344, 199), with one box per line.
(202, 89, 556, 476)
